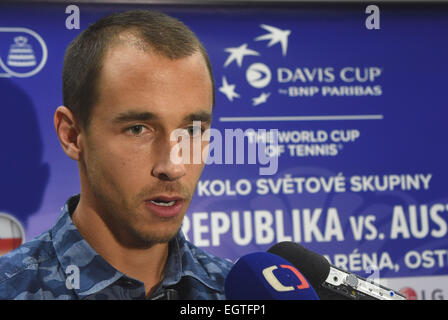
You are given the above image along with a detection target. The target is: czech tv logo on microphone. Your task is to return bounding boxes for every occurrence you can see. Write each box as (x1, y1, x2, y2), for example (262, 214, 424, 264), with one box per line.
(263, 264, 310, 292)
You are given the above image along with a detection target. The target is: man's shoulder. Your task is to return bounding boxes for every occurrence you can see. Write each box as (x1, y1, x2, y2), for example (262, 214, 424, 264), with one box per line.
(0, 230, 64, 299)
(0, 231, 56, 278)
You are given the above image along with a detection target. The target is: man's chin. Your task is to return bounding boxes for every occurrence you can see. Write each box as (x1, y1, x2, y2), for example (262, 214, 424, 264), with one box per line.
(128, 226, 181, 248)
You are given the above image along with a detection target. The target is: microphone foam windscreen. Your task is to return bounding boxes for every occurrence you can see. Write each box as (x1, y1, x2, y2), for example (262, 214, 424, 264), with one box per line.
(224, 252, 319, 300)
(268, 242, 330, 288)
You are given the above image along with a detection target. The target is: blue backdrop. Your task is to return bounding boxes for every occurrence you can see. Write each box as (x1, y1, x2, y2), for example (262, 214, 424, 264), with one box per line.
(0, 2, 447, 297)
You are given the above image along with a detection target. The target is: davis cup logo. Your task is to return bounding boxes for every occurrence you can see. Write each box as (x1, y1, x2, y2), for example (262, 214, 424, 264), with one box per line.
(246, 63, 271, 89)
(219, 24, 383, 103)
(0, 27, 47, 78)
(219, 24, 290, 106)
(0, 212, 25, 257)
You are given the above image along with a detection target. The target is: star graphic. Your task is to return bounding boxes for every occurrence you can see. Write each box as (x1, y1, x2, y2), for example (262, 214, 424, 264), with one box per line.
(252, 92, 271, 106)
(219, 76, 240, 102)
(224, 43, 260, 68)
(254, 24, 291, 56)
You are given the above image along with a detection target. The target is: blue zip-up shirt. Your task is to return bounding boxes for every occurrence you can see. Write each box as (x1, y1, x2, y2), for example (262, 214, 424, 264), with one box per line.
(0, 195, 233, 300)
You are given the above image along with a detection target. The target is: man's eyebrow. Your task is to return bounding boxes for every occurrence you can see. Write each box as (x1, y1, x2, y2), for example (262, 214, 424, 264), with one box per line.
(112, 110, 212, 124)
(112, 111, 158, 123)
(185, 111, 213, 124)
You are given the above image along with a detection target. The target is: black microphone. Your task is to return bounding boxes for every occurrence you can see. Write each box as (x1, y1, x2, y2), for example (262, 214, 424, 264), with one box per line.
(268, 242, 406, 300)
(224, 252, 319, 300)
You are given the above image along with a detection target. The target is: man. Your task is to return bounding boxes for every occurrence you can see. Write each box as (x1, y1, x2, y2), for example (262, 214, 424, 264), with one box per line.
(0, 10, 233, 300)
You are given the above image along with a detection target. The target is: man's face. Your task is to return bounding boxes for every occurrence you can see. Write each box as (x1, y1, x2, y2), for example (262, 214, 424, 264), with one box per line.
(78, 43, 213, 248)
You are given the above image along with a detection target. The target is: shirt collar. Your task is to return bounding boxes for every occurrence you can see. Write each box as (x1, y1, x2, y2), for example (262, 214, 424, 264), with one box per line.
(51, 195, 223, 298)
(161, 229, 224, 293)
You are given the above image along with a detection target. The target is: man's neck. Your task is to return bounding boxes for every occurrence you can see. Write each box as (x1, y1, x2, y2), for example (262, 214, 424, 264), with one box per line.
(71, 195, 169, 296)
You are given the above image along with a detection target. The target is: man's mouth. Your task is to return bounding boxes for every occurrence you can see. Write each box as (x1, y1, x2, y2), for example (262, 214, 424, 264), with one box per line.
(144, 195, 185, 218)
(150, 199, 177, 207)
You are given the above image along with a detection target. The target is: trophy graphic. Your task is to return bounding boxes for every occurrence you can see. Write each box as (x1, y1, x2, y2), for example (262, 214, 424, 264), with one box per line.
(0, 27, 48, 78)
(7, 36, 37, 67)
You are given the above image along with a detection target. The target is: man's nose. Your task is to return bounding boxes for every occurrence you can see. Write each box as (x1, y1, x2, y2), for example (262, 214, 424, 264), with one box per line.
(151, 137, 187, 181)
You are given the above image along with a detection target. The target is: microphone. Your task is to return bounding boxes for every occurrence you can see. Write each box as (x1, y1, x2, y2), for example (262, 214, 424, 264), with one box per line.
(268, 242, 406, 300)
(224, 252, 319, 300)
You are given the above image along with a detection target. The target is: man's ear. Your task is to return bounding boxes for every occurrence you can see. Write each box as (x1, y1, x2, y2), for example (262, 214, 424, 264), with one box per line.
(54, 106, 83, 161)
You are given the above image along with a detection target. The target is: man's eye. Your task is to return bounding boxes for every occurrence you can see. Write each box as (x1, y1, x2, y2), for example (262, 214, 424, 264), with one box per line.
(187, 126, 203, 137)
(127, 125, 146, 136)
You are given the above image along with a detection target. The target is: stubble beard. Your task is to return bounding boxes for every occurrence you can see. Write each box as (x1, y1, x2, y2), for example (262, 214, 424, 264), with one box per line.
(86, 164, 191, 249)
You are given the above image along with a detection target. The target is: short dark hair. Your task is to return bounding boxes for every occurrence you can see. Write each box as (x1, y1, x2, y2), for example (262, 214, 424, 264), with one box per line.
(62, 10, 214, 129)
